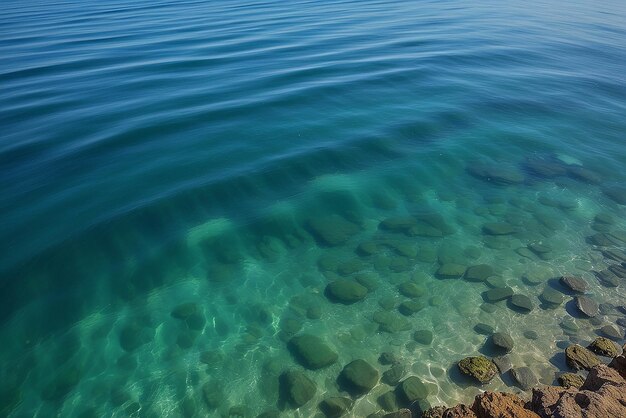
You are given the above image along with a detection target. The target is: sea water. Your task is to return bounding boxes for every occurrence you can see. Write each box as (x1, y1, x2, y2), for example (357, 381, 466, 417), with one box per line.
(1, 0, 626, 417)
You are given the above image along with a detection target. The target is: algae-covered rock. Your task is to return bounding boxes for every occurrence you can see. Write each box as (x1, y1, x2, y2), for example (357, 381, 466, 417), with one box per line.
(289, 334, 338, 369)
(340, 359, 379, 395)
(319, 396, 353, 417)
(325, 280, 368, 304)
(558, 372, 585, 388)
(280, 370, 316, 408)
(588, 337, 620, 357)
(565, 344, 601, 371)
(398, 376, 429, 402)
(458, 356, 498, 383)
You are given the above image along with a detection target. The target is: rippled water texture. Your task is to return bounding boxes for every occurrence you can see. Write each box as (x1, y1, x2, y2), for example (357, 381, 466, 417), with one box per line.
(1, 0, 626, 417)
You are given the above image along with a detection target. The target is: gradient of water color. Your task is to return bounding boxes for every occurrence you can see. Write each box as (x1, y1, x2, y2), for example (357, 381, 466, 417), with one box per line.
(1, 0, 626, 417)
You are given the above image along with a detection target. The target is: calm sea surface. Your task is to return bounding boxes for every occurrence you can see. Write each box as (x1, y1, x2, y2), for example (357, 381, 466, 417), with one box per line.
(1, 0, 626, 416)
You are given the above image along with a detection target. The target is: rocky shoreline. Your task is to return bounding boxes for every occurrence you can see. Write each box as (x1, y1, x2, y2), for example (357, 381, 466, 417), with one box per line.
(378, 341, 626, 418)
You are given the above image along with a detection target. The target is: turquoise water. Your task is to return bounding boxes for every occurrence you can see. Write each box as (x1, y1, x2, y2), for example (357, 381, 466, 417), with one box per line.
(2, 0, 626, 416)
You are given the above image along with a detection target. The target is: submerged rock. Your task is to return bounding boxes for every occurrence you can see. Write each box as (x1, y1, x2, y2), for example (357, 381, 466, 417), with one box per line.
(484, 287, 513, 302)
(492, 356, 512, 374)
(398, 281, 425, 298)
(288, 334, 338, 369)
(171, 302, 199, 319)
(474, 323, 495, 336)
(382, 364, 405, 386)
(373, 311, 411, 333)
(560, 276, 587, 293)
(307, 215, 360, 246)
(491, 332, 514, 353)
(603, 186, 626, 205)
(458, 356, 498, 383)
(565, 344, 601, 371)
(413, 329, 434, 345)
(575, 296, 599, 317)
(340, 359, 379, 395)
(280, 370, 316, 408)
(202, 380, 224, 409)
(482, 222, 516, 235)
(540, 287, 565, 307)
(436, 263, 466, 279)
(467, 163, 524, 185)
(379, 352, 399, 365)
(398, 376, 429, 402)
(319, 396, 353, 417)
(512, 367, 538, 390)
(325, 280, 368, 304)
(601, 325, 624, 341)
(464, 264, 494, 282)
(595, 270, 620, 287)
(511, 294, 533, 312)
(398, 299, 426, 316)
(378, 391, 399, 412)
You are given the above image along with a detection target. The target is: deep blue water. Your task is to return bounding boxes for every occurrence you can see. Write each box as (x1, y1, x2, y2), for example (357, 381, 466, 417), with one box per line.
(1, 0, 626, 416)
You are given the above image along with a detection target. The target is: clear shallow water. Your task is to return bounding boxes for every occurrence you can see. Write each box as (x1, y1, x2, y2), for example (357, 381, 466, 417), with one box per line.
(1, 0, 626, 416)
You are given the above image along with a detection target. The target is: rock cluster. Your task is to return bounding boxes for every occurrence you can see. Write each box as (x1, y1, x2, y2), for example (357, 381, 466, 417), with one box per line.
(422, 352, 626, 418)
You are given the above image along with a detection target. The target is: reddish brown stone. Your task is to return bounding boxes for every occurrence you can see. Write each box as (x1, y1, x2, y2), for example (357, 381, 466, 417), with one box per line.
(471, 391, 539, 418)
(608, 353, 626, 379)
(581, 364, 625, 391)
(531, 380, 626, 418)
(442, 404, 477, 418)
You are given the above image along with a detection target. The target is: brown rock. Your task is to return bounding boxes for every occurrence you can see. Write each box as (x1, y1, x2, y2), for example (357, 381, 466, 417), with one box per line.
(608, 352, 626, 379)
(422, 406, 446, 418)
(531, 381, 626, 418)
(471, 391, 540, 418)
(443, 404, 477, 418)
(581, 365, 625, 391)
(531, 385, 573, 418)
